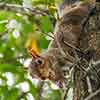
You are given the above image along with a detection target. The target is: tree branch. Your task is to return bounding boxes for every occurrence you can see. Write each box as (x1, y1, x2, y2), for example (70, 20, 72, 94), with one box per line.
(0, 3, 49, 16)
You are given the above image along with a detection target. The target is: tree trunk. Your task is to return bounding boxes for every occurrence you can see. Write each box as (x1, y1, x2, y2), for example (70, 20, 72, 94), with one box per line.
(54, 1, 100, 100)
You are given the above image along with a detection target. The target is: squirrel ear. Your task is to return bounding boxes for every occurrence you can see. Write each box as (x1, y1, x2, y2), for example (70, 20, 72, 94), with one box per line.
(27, 46, 40, 59)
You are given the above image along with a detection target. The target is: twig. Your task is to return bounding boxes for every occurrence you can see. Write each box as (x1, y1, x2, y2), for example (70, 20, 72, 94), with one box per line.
(63, 40, 81, 53)
(39, 31, 55, 40)
(0, 3, 48, 16)
(38, 80, 45, 100)
(17, 92, 29, 100)
(85, 88, 100, 100)
(86, 76, 93, 93)
(61, 32, 83, 54)
(63, 87, 70, 100)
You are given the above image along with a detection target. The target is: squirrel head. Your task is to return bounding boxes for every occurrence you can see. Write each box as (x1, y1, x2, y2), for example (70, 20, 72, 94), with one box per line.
(29, 56, 50, 80)
(27, 47, 64, 87)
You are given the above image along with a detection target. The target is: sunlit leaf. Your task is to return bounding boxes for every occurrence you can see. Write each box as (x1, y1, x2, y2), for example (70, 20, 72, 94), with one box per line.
(25, 36, 40, 55)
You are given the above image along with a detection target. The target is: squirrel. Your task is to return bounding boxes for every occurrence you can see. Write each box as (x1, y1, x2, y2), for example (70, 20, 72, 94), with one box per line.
(27, 0, 97, 88)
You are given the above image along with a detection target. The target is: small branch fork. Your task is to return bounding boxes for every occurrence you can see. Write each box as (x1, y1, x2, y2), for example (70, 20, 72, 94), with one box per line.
(85, 88, 100, 100)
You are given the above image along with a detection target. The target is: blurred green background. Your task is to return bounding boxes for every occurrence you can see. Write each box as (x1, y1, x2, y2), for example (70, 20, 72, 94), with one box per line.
(0, 0, 62, 100)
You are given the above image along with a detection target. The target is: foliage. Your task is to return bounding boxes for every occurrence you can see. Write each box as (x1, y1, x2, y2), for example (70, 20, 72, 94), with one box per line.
(0, 0, 61, 100)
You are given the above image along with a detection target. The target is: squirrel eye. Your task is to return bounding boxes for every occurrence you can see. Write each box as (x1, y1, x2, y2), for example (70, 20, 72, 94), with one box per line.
(35, 58, 44, 65)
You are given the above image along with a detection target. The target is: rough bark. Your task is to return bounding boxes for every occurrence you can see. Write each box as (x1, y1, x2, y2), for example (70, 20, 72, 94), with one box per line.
(79, 2, 100, 100)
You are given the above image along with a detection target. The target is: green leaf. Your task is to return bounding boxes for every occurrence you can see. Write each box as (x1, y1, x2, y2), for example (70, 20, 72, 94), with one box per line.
(3, 88, 19, 100)
(40, 16, 53, 33)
